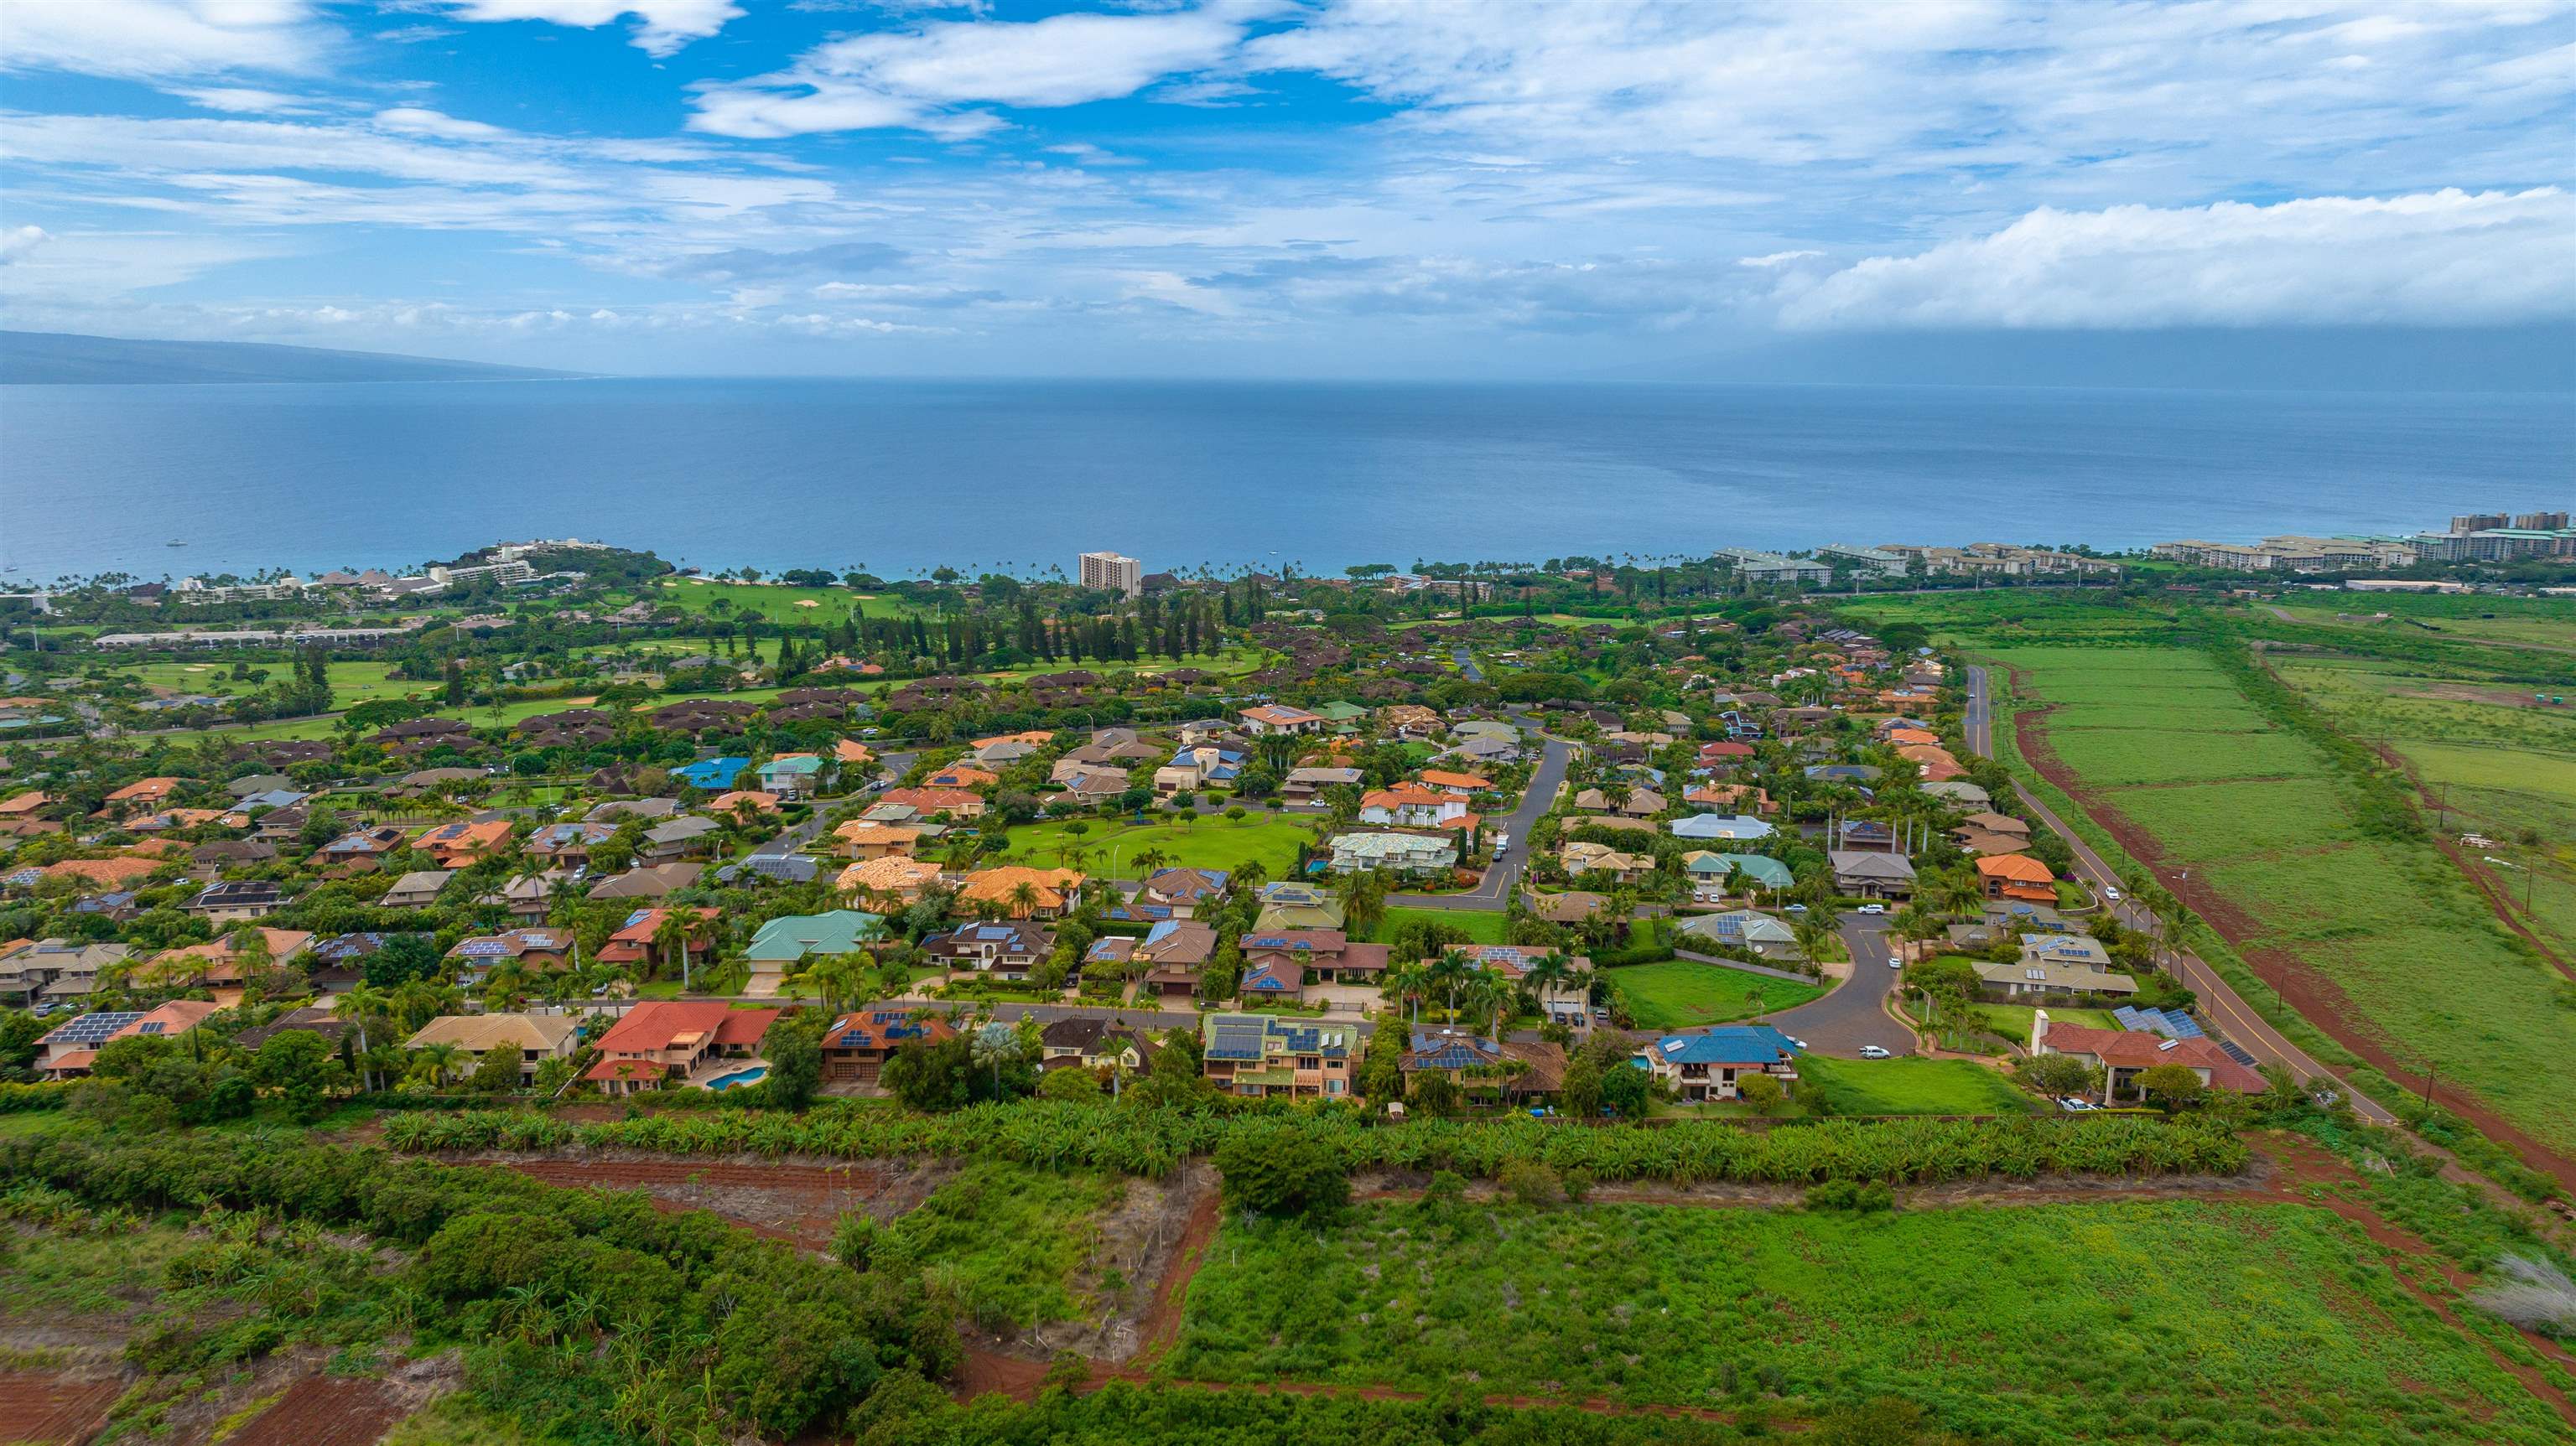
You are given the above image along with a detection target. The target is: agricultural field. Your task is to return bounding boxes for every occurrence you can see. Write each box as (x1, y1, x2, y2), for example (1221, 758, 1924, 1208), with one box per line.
(1170, 1196, 2568, 1443)
(2267, 594, 2576, 653)
(1605, 958, 1826, 1029)
(1995, 640, 2576, 1166)
(2273, 656, 2576, 967)
(995, 814, 1316, 876)
(1795, 1055, 2036, 1115)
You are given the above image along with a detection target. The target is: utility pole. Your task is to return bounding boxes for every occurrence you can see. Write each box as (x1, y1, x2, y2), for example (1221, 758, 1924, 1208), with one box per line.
(2421, 1060, 2437, 1108)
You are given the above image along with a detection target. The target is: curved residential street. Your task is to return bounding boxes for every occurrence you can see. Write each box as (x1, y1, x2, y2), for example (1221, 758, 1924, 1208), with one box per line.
(1390, 734, 1571, 910)
(1756, 912, 1915, 1057)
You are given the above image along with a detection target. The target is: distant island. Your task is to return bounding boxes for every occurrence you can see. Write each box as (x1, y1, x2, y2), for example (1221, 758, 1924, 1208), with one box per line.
(0, 329, 580, 386)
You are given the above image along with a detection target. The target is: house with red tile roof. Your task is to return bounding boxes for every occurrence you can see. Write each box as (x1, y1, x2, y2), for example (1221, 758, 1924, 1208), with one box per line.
(584, 1000, 777, 1095)
(1976, 853, 2058, 904)
(879, 786, 985, 818)
(820, 1007, 958, 1085)
(2030, 1013, 2264, 1103)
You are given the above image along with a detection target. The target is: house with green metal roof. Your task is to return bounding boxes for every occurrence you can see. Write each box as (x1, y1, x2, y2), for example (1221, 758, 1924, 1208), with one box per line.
(755, 753, 826, 799)
(745, 910, 884, 962)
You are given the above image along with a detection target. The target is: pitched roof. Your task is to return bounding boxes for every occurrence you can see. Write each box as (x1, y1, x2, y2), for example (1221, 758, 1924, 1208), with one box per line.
(1976, 853, 2055, 884)
(594, 1001, 779, 1055)
(406, 1013, 577, 1053)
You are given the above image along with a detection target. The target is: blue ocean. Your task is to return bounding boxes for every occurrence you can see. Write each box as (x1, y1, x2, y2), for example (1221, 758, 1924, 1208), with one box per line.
(2, 378, 2568, 582)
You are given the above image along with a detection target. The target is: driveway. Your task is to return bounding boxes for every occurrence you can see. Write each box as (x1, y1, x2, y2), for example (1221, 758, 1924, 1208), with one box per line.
(1392, 733, 1571, 910)
(1755, 912, 1915, 1058)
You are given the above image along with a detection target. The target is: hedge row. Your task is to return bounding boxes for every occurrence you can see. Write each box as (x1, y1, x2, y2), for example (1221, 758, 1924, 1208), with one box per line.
(387, 1100, 2248, 1184)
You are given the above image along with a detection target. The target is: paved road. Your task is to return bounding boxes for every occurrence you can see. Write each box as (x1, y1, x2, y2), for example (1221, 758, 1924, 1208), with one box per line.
(1390, 733, 1571, 910)
(1965, 664, 2395, 1123)
(747, 750, 915, 860)
(1452, 646, 1484, 682)
(1758, 912, 1915, 1058)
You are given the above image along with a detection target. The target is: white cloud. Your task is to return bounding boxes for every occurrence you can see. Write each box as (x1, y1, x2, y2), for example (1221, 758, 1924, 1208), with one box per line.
(172, 86, 326, 115)
(688, 7, 1254, 137)
(373, 106, 511, 139)
(1774, 189, 2576, 329)
(433, 1, 744, 57)
(0, 0, 322, 80)
(0, 225, 54, 262)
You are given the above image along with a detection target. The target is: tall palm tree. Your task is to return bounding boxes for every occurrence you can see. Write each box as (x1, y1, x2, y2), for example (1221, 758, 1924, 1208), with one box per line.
(1006, 880, 1042, 919)
(340, 982, 392, 1091)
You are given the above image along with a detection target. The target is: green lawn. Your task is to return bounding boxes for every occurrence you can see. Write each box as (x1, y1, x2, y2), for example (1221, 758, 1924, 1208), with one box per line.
(1171, 1198, 2566, 1443)
(1796, 1055, 2035, 1115)
(657, 577, 924, 620)
(1971, 1003, 2120, 1043)
(1606, 958, 1825, 1029)
(1370, 905, 1510, 945)
(996, 814, 1315, 877)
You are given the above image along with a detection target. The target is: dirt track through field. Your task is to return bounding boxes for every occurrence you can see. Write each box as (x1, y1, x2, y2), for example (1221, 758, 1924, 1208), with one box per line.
(226, 1376, 412, 1446)
(0, 1372, 119, 1446)
(2013, 687, 2576, 1195)
(470, 1153, 941, 1251)
(2371, 739, 2574, 983)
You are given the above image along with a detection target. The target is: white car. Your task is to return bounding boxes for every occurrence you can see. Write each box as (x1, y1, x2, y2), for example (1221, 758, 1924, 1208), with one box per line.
(1857, 903, 1885, 915)
(2103, 886, 2122, 902)
(1888, 955, 1902, 968)
(1858, 1044, 1893, 1060)
(2059, 1097, 2101, 1112)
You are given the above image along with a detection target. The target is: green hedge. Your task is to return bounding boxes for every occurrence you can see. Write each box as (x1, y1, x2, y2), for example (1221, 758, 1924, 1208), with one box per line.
(386, 1099, 2247, 1185)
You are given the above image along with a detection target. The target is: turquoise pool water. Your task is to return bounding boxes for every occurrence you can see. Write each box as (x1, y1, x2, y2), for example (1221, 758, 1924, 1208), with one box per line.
(704, 1065, 768, 1091)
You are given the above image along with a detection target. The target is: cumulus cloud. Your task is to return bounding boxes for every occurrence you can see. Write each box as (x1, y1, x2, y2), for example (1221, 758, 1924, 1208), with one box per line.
(172, 86, 326, 115)
(0, 0, 322, 80)
(0, 226, 55, 263)
(433, 1, 744, 57)
(688, 7, 1255, 137)
(373, 106, 512, 139)
(1774, 189, 2576, 329)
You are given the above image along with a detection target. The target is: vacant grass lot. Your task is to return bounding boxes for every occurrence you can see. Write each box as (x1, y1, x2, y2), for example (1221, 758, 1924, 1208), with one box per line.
(1171, 1198, 2565, 1443)
(1999, 642, 2576, 1161)
(894, 1160, 1120, 1329)
(655, 577, 925, 620)
(2045, 725, 2321, 785)
(1368, 906, 1510, 945)
(1607, 959, 1825, 1029)
(1796, 1055, 2035, 1115)
(997, 814, 1314, 876)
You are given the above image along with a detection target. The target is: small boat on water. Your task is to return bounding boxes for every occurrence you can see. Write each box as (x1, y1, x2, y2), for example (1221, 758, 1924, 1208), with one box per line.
(166, 540, 186, 547)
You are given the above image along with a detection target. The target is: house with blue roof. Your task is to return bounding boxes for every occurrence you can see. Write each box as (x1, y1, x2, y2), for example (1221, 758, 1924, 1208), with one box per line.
(1671, 813, 1774, 842)
(673, 756, 750, 792)
(1636, 1025, 1801, 1102)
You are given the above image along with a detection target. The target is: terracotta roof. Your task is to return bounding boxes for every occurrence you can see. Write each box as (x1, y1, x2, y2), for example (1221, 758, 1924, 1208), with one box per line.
(1976, 853, 2055, 884)
(2041, 1023, 2266, 1092)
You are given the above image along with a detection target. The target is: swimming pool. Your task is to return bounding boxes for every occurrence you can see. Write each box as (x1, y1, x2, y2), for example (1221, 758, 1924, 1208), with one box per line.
(703, 1065, 768, 1091)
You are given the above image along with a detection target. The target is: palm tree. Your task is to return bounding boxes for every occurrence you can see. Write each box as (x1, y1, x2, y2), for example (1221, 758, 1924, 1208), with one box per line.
(795, 952, 865, 1016)
(1426, 947, 1474, 1021)
(415, 1041, 461, 1087)
(1006, 880, 1042, 919)
(340, 982, 392, 1091)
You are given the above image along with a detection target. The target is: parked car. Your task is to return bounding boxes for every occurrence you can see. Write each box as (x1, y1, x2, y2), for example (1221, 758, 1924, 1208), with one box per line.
(1858, 1044, 1893, 1060)
(1857, 903, 1885, 915)
(1889, 954, 1903, 968)
(1784, 903, 1808, 914)
(2059, 1096, 2101, 1112)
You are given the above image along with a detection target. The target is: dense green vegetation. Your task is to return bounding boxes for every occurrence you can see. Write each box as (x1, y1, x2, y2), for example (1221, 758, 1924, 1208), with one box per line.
(3, 1127, 962, 1442)
(886, 1160, 1121, 1329)
(387, 1101, 2246, 1184)
(1171, 1195, 2568, 1444)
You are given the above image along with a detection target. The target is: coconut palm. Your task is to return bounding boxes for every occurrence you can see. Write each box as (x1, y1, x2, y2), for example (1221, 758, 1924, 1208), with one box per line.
(340, 982, 392, 1091)
(415, 1040, 462, 1087)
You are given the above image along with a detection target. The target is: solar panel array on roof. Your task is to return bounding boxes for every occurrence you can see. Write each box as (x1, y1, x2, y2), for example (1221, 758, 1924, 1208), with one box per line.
(2218, 1040, 2258, 1067)
(137, 1022, 166, 1035)
(454, 939, 510, 956)
(46, 1011, 142, 1044)
(1208, 1018, 1267, 1060)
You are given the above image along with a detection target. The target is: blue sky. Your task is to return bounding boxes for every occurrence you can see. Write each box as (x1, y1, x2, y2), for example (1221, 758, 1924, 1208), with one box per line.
(3, 1, 2571, 377)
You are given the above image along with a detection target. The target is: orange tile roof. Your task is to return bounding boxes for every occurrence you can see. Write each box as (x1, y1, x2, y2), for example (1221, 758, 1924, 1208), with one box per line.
(1976, 853, 2055, 884)
(958, 866, 1084, 915)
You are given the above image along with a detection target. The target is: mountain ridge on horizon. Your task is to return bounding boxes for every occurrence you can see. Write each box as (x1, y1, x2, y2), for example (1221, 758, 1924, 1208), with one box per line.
(0, 330, 581, 386)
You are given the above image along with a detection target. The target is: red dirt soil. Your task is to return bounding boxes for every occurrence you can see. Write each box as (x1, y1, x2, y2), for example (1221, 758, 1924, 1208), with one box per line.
(2013, 687, 2576, 1196)
(484, 1156, 894, 1250)
(0, 1373, 119, 1446)
(226, 1376, 412, 1446)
